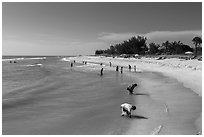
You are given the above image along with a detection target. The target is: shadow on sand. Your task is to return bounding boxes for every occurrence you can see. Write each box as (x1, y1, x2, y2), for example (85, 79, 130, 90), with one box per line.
(132, 93, 149, 96)
(123, 115, 148, 119)
(131, 115, 148, 119)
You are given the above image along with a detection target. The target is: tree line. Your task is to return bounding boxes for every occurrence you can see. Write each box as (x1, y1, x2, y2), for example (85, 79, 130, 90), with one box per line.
(95, 36, 202, 56)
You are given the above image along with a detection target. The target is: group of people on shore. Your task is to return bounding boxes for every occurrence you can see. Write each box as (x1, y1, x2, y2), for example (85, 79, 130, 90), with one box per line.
(70, 60, 137, 75)
(9, 61, 17, 63)
(115, 64, 136, 74)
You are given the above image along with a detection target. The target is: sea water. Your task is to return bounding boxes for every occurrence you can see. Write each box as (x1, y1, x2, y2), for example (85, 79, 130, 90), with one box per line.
(2, 56, 135, 135)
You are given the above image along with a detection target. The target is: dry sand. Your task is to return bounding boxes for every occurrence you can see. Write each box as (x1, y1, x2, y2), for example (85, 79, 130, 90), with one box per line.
(67, 56, 202, 135)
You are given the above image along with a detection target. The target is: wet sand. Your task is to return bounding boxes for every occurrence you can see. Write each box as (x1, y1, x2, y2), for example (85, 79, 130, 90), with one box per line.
(68, 56, 202, 135)
(124, 71, 202, 135)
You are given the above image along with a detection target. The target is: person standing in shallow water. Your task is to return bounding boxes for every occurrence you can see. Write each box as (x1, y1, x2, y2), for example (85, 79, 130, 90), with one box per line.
(134, 65, 136, 72)
(121, 67, 123, 74)
(100, 68, 104, 76)
(116, 66, 119, 71)
(128, 65, 131, 71)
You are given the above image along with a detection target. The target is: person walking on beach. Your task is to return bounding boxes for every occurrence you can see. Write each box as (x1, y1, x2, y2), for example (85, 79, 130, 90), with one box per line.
(121, 103, 136, 118)
(128, 65, 131, 71)
(134, 65, 136, 72)
(127, 83, 138, 94)
(121, 67, 123, 74)
(116, 66, 119, 71)
(100, 68, 104, 76)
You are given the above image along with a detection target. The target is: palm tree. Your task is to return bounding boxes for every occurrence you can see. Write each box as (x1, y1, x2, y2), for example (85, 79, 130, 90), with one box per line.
(192, 36, 202, 56)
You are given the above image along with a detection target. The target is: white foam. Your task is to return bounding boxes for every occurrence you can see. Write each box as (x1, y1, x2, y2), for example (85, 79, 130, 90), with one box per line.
(27, 57, 46, 60)
(2, 58, 25, 62)
(150, 125, 163, 135)
(61, 58, 71, 62)
(25, 64, 42, 67)
(86, 63, 99, 66)
(2, 57, 46, 62)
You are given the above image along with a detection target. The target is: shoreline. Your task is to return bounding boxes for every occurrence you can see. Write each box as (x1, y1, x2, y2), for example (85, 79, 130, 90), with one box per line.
(67, 56, 202, 135)
(124, 71, 201, 134)
(68, 56, 202, 96)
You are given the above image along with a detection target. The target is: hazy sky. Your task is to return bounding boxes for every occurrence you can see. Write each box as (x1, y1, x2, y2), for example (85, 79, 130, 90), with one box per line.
(2, 2, 202, 56)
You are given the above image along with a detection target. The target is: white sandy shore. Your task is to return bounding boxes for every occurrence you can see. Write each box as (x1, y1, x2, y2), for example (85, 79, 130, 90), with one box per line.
(68, 56, 202, 96)
(66, 55, 202, 135)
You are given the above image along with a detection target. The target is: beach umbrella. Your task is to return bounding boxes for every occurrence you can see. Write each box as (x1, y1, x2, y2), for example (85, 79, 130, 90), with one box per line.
(185, 51, 193, 55)
(134, 54, 139, 57)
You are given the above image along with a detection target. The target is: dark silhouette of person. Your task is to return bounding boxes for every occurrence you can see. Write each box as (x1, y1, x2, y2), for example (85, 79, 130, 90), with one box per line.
(121, 67, 123, 74)
(100, 63, 103, 66)
(110, 62, 112, 67)
(134, 65, 136, 72)
(116, 66, 119, 71)
(74, 60, 75, 63)
(10, 61, 12, 63)
(128, 65, 131, 71)
(71, 62, 73, 67)
(85, 61, 87, 64)
(100, 68, 104, 76)
(127, 83, 138, 94)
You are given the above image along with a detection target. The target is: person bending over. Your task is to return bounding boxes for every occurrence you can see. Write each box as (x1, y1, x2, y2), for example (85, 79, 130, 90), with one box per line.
(127, 83, 137, 94)
(120, 103, 136, 118)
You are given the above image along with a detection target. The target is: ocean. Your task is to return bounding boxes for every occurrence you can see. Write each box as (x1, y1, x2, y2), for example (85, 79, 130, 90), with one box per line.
(2, 56, 136, 135)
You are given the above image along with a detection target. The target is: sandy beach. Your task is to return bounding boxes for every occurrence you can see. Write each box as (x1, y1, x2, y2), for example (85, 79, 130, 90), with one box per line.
(68, 55, 202, 135)
(2, 2, 202, 135)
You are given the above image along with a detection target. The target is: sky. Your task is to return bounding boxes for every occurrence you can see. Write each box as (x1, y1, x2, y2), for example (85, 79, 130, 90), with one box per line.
(2, 2, 202, 56)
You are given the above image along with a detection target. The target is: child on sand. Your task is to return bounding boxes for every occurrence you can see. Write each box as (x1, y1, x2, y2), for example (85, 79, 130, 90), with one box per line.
(121, 103, 136, 118)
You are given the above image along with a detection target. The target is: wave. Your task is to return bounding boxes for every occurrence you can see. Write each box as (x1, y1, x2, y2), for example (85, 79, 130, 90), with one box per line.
(61, 58, 71, 62)
(2, 57, 46, 62)
(2, 77, 62, 110)
(25, 63, 43, 67)
(2, 58, 25, 62)
(26, 57, 46, 60)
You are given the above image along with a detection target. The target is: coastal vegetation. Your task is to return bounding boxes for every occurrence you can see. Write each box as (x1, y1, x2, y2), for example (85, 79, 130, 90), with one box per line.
(192, 36, 202, 57)
(95, 36, 202, 57)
